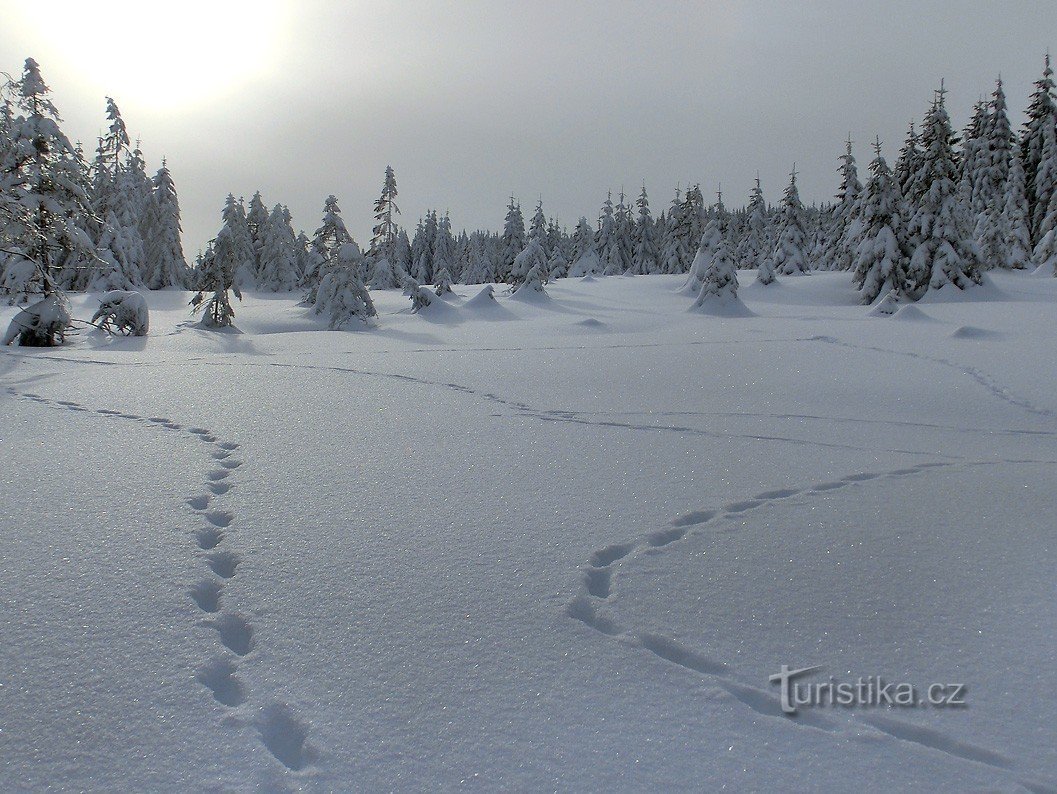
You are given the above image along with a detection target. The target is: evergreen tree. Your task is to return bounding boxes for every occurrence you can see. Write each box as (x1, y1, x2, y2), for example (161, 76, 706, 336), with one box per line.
(734, 176, 768, 270)
(1005, 154, 1033, 268)
(853, 139, 910, 303)
(369, 165, 400, 256)
(568, 217, 600, 276)
(246, 190, 269, 268)
(0, 58, 96, 318)
(190, 229, 241, 328)
(905, 85, 982, 297)
(511, 201, 548, 286)
(305, 195, 353, 301)
(820, 136, 863, 271)
(500, 197, 525, 282)
(143, 160, 188, 288)
(894, 120, 923, 205)
(314, 241, 377, 328)
(691, 207, 740, 311)
(684, 187, 726, 293)
(432, 212, 456, 292)
(773, 166, 810, 276)
(596, 192, 623, 275)
(631, 184, 658, 274)
(258, 204, 300, 291)
(614, 189, 634, 273)
(1021, 53, 1057, 244)
(222, 195, 256, 289)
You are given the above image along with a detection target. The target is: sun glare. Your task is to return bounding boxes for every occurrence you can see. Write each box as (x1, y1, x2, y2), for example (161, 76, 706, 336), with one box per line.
(11, 0, 285, 110)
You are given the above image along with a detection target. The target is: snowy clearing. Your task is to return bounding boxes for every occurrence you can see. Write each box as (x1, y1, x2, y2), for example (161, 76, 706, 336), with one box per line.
(1, 272, 1055, 791)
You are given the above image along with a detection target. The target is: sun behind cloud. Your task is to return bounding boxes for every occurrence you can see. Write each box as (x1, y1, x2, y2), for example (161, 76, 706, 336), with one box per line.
(8, 0, 287, 111)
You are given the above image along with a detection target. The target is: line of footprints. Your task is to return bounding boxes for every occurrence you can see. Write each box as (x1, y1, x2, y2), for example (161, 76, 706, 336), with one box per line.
(7, 387, 313, 774)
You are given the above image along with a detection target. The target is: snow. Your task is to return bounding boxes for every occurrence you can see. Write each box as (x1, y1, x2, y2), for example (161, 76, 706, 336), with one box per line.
(2, 271, 1056, 790)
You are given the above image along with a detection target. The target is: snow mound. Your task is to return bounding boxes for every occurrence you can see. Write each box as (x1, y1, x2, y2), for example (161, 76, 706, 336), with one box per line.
(462, 286, 516, 319)
(891, 304, 938, 322)
(1031, 263, 1054, 278)
(509, 286, 551, 304)
(689, 296, 754, 317)
(950, 325, 1003, 340)
(867, 291, 901, 316)
(571, 318, 608, 331)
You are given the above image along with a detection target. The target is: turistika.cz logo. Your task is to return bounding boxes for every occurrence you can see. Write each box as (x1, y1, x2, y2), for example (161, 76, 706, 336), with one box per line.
(768, 665, 967, 715)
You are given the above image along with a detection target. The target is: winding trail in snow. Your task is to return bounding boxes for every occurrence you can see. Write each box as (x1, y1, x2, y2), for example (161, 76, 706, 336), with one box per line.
(569, 458, 1055, 791)
(2, 381, 314, 777)
(5, 327, 1055, 787)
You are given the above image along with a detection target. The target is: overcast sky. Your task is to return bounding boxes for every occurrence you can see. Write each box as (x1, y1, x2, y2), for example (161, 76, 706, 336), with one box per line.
(1, 1, 1052, 254)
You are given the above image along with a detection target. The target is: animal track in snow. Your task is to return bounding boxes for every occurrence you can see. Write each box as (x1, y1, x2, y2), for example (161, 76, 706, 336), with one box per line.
(190, 580, 222, 613)
(258, 704, 313, 771)
(203, 510, 235, 528)
(214, 613, 255, 657)
(197, 658, 247, 707)
(196, 527, 224, 551)
(567, 459, 1036, 780)
(1, 387, 313, 764)
(205, 550, 240, 579)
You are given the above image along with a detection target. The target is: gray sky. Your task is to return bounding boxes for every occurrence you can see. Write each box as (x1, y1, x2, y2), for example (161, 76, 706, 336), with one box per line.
(1, 1, 1052, 254)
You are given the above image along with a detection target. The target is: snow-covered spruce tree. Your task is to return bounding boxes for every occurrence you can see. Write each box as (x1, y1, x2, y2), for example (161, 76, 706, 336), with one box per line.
(0, 59, 95, 342)
(512, 258, 547, 295)
(1005, 154, 1033, 268)
(905, 86, 982, 297)
(304, 195, 354, 302)
(614, 190, 634, 273)
(313, 241, 377, 328)
(735, 176, 769, 270)
(223, 195, 257, 289)
(691, 210, 740, 311)
(683, 185, 705, 257)
(1021, 53, 1057, 245)
(500, 197, 525, 283)
(568, 217, 600, 276)
(894, 120, 924, 209)
(143, 160, 188, 288)
(683, 187, 727, 294)
(631, 184, 658, 275)
(509, 201, 549, 285)
(853, 139, 910, 304)
(972, 79, 1018, 269)
(366, 165, 402, 289)
(659, 187, 689, 274)
(819, 136, 863, 271)
(957, 98, 989, 219)
(245, 191, 268, 268)
(546, 233, 569, 279)
(258, 204, 300, 291)
(432, 213, 456, 293)
(1033, 191, 1057, 274)
(755, 249, 777, 285)
(596, 192, 623, 275)
(773, 166, 810, 276)
(190, 229, 241, 328)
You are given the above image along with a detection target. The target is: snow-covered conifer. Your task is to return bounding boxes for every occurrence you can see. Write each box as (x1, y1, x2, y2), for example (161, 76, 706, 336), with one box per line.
(631, 184, 658, 274)
(313, 241, 377, 328)
(853, 139, 910, 303)
(143, 161, 188, 288)
(1005, 154, 1032, 268)
(735, 177, 768, 270)
(1021, 54, 1057, 244)
(500, 197, 525, 282)
(258, 204, 300, 291)
(191, 229, 242, 328)
(0, 58, 96, 314)
(596, 193, 623, 275)
(568, 217, 600, 277)
(905, 85, 982, 296)
(773, 166, 810, 276)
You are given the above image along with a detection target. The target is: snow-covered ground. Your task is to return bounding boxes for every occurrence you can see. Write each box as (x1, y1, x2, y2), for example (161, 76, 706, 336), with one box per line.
(1, 272, 1055, 791)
